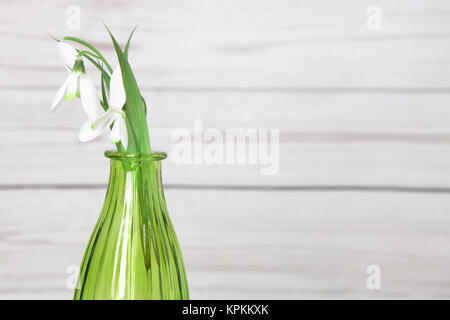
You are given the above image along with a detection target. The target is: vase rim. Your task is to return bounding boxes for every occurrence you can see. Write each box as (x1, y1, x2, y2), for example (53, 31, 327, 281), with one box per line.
(104, 151, 167, 161)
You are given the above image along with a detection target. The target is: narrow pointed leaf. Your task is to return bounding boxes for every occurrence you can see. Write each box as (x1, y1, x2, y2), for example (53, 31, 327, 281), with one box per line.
(141, 96, 147, 115)
(100, 74, 109, 111)
(124, 26, 138, 59)
(104, 24, 151, 153)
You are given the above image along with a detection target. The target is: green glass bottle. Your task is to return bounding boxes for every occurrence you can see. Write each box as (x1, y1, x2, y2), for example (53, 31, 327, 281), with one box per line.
(74, 151, 189, 300)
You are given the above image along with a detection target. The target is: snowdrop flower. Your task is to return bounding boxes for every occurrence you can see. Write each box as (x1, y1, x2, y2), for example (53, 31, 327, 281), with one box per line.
(79, 66, 128, 146)
(51, 42, 103, 121)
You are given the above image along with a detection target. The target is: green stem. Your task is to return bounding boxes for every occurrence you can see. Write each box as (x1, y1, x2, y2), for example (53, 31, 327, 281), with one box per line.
(104, 24, 151, 154)
(79, 53, 111, 86)
(63, 36, 113, 73)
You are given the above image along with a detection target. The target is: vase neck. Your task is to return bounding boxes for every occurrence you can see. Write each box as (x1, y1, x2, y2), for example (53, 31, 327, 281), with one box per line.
(105, 152, 167, 207)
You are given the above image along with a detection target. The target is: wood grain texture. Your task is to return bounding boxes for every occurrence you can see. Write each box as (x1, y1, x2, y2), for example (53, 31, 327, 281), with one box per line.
(1, 0, 450, 300)
(2, 0, 450, 88)
(0, 188, 450, 299)
(1, 89, 450, 187)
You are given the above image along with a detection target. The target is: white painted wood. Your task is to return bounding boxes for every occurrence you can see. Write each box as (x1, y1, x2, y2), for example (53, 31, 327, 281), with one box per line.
(1, 0, 450, 300)
(0, 189, 449, 299)
(1, 90, 450, 186)
(2, 0, 450, 87)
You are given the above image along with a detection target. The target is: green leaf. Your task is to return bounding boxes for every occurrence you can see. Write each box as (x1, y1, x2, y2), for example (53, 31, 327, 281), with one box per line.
(141, 96, 147, 115)
(79, 53, 110, 85)
(77, 50, 100, 61)
(124, 26, 138, 59)
(100, 74, 109, 111)
(63, 36, 113, 73)
(104, 24, 151, 153)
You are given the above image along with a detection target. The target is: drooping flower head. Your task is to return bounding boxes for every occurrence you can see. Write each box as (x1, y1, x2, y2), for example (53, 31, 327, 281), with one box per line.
(51, 42, 103, 122)
(79, 66, 127, 146)
(49, 26, 149, 152)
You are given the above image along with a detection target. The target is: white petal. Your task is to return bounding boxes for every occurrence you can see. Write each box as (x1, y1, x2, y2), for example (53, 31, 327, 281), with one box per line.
(51, 76, 71, 111)
(110, 114, 123, 144)
(78, 119, 104, 142)
(57, 42, 78, 71)
(91, 110, 115, 132)
(80, 75, 103, 119)
(120, 117, 128, 148)
(64, 73, 79, 102)
(109, 66, 126, 110)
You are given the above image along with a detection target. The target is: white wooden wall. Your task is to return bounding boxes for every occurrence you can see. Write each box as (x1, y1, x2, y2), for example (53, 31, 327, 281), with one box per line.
(1, 0, 450, 299)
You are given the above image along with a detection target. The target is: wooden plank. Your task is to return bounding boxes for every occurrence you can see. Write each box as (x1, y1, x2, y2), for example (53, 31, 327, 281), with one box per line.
(2, 0, 450, 87)
(0, 188, 449, 299)
(1, 90, 450, 186)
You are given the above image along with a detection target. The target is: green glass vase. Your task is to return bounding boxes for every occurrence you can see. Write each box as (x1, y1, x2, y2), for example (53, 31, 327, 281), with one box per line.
(74, 151, 189, 300)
